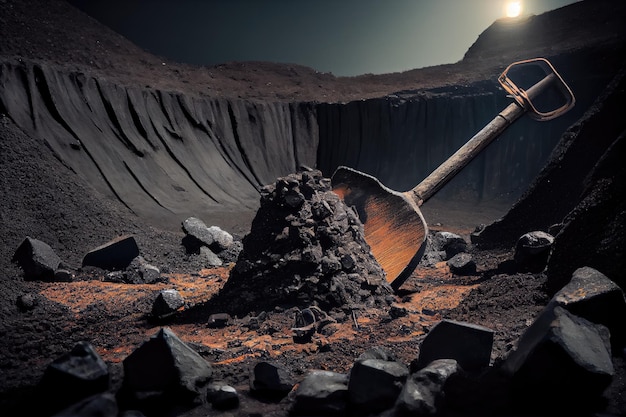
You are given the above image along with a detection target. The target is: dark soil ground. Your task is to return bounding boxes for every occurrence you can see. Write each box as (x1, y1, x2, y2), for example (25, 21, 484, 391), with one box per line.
(1, 1, 624, 416)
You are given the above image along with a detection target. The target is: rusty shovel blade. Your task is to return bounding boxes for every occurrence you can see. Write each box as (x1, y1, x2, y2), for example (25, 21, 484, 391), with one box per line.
(332, 166, 428, 291)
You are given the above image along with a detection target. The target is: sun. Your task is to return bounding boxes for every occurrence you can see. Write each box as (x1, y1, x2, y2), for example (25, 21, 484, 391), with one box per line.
(504, 1, 523, 18)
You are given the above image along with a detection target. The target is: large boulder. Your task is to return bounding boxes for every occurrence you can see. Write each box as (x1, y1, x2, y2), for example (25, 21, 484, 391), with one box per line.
(503, 306, 614, 415)
(413, 319, 494, 373)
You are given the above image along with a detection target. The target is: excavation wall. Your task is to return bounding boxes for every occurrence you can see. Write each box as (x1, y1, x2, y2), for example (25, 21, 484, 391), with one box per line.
(0, 60, 318, 229)
(0, 57, 615, 230)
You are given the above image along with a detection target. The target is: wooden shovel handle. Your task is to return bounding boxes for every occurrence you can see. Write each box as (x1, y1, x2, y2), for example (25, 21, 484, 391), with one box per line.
(409, 73, 556, 206)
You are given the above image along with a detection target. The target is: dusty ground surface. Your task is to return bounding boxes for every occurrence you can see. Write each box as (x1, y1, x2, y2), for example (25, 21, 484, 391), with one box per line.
(1, 0, 625, 416)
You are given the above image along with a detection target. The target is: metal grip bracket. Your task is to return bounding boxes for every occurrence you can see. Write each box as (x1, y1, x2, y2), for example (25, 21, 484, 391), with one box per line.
(498, 58, 575, 121)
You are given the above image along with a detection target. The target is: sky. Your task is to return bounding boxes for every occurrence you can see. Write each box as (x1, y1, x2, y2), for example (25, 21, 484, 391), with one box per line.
(68, 0, 581, 77)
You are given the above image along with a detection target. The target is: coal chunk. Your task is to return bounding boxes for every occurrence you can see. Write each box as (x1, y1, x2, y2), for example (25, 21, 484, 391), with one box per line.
(82, 235, 140, 271)
(12, 236, 62, 281)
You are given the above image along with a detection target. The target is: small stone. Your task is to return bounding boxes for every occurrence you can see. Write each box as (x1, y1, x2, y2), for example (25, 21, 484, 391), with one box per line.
(151, 289, 184, 319)
(447, 253, 476, 275)
(514, 231, 554, 272)
(389, 305, 408, 319)
(16, 293, 38, 311)
(200, 246, 223, 267)
(54, 268, 73, 282)
(207, 313, 231, 328)
(207, 384, 239, 410)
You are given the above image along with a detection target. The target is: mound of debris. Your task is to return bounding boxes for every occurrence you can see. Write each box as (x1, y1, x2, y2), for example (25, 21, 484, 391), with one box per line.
(218, 168, 393, 316)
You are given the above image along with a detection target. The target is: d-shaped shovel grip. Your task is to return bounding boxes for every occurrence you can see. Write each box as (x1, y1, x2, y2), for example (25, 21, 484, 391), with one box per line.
(410, 58, 575, 205)
(498, 58, 576, 121)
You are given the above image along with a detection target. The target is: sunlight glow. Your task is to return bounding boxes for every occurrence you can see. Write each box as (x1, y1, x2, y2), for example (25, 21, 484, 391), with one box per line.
(505, 1, 523, 18)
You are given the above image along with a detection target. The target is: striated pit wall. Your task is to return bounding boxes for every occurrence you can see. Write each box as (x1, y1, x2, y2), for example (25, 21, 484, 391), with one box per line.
(0, 59, 318, 229)
(0, 56, 616, 230)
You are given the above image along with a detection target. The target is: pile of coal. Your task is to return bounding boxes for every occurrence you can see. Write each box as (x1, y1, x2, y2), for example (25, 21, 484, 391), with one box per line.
(220, 168, 392, 316)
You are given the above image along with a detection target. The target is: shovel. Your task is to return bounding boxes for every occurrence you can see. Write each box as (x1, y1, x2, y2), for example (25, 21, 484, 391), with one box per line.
(331, 58, 575, 290)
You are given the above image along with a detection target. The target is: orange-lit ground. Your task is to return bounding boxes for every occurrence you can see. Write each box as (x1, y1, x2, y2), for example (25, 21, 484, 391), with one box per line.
(40, 258, 479, 370)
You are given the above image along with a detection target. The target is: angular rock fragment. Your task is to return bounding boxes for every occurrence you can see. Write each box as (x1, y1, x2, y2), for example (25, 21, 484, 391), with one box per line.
(447, 252, 476, 275)
(121, 327, 213, 406)
(413, 319, 493, 372)
(348, 358, 409, 413)
(182, 216, 215, 249)
(292, 370, 348, 416)
(54, 268, 74, 282)
(503, 306, 614, 415)
(39, 342, 110, 414)
(549, 266, 626, 350)
(12, 236, 62, 280)
(124, 256, 162, 284)
(200, 246, 222, 267)
(249, 361, 295, 401)
(514, 231, 554, 272)
(151, 289, 184, 319)
(395, 359, 461, 416)
(82, 235, 139, 271)
(182, 217, 233, 252)
(206, 225, 233, 250)
(432, 231, 468, 259)
(207, 313, 231, 328)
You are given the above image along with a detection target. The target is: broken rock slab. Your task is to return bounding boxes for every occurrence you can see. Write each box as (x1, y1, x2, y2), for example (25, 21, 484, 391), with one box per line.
(82, 235, 139, 271)
(120, 327, 213, 407)
(291, 370, 348, 416)
(503, 306, 614, 415)
(200, 246, 222, 267)
(12, 236, 63, 281)
(413, 319, 494, 373)
(249, 361, 295, 402)
(394, 358, 461, 416)
(348, 358, 409, 414)
(548, 266, 626, 352)
(38, 341, 110, 415)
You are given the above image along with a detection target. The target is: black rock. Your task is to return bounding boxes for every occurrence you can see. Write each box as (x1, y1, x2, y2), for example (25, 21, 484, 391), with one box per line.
(82, 235, 140, 271)
(12, 236, 62, 281)
(38, 341, 110, 415)
(249, 361, 295, 402)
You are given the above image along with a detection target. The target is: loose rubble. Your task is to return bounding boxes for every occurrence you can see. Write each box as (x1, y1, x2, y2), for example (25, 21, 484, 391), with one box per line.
(217, 168, 393, 316)
(19, 260, 624, 417)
